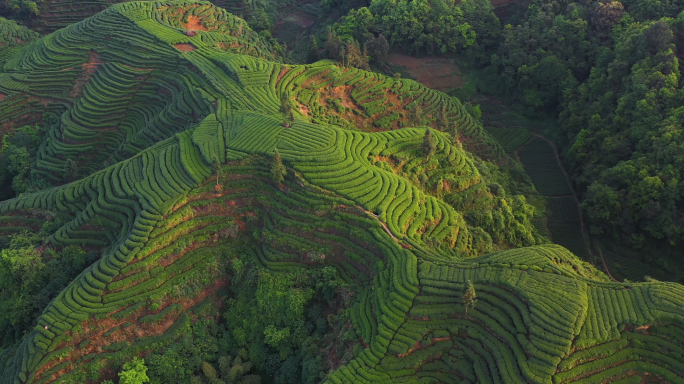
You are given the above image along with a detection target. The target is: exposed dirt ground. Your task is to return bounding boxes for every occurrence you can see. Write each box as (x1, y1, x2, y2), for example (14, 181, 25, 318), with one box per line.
(181, 14, 209, 31)
(386, 53, 462, 91)
(174, 43, 197, 52)
(68, 51, 102, 99)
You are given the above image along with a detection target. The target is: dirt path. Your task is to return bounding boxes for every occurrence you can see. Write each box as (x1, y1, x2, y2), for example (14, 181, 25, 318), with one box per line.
(365, 210, 400, 242)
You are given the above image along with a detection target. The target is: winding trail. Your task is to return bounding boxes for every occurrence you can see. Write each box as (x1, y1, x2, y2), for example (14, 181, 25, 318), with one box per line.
(365, 210, 400, 242)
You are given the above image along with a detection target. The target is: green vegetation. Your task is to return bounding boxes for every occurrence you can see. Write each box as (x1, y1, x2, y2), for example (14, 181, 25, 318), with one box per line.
(0, 17, 40, 64)
(333, 0, 499, 60)
(0, 231, 98, 345)
(270, 150, 286, 184)
(461, 280, 477, 318)
(476, 0, 684, 258)
(118, 357, 150, 384)
(0, 1, 682, 384)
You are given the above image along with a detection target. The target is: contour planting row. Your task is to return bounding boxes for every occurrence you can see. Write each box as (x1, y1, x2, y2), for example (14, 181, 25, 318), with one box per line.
(277, 122, 472, 255)
(31, 0, 119, 33)
(0, 17, 41, 48)
(277, 63, 506, 163)
(192, 158, 424, 384)
(0, 17, 41, 66)
(0, 126, 216, 384)
(408, 246, 684, 384)
(1, 1, 283, 180)
(32, 165, 258, 382)
(327, 234, 420, 383)
(557, 328, 684, 383)
(378, 128, 480, 192)
(247, 165, 385, 283)
(139, 1, 278, 61)
(0, 6, 226, 181)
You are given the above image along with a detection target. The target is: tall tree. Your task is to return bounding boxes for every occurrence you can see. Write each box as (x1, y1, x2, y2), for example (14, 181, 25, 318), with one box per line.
(212, 157, 221, 188)
(410, 105, 423, 126)
(280, 93, 294, 126)
(591, 0, 624, 32)
(461, 280, 477, 318)
(63, 159, 78, 182)
(436, 103, 448, 131)
(308, 35, 319, 63)
(325, 28, 342, 62)
(365, 34, 389, 63)
(422, 129, 436, 158)
(344, 39, 370, 70)
(118, 357, 150, 384)
(271, 150, 287, 184)
(450, 122, 460, 145)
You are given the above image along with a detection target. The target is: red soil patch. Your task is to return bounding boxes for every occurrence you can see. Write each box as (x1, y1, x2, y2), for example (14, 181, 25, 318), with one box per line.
(182, 15, 209, 31)
(174, 43, 197, 52)
(0, 93, 5, 101)
(387, 53, 462, 91)
(397, 337, 450, 358)
(216, 41, 243, 51)
(364, 210, 399, 242)
(299, 104, 311, 117)
(306, 77, 405, 131)
(34, 278, 228, 383)
(68, 51, 102, 99)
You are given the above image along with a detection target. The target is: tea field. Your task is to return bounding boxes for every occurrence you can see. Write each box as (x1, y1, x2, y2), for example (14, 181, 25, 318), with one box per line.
(0, 2, 682, 383)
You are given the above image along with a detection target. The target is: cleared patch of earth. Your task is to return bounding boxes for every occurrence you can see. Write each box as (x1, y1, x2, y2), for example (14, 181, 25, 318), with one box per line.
(182, 14, 209, 31)
(386, 53, 462, 91)
(174, 43, 197, 52)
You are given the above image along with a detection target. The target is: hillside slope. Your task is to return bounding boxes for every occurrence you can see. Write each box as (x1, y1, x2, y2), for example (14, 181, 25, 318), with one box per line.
(0, 17, 40, 65)
(0, 2, 682, 384)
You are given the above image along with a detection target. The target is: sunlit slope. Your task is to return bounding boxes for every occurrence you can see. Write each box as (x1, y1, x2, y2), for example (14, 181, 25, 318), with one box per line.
(0, 2, 681, 384)
(333, 246, 684, 384)
(0, 0, 503, 186)
(1, 109, 683, 383)
(0, 0, 278, 182)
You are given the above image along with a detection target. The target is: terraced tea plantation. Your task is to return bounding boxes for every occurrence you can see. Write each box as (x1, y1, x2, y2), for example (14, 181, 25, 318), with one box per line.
(0, 2, 683, 383)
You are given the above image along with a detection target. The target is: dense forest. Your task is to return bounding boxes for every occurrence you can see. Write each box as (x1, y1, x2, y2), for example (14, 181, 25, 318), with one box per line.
(329, 0, 684, 262)
(0, 0, 683, 383)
